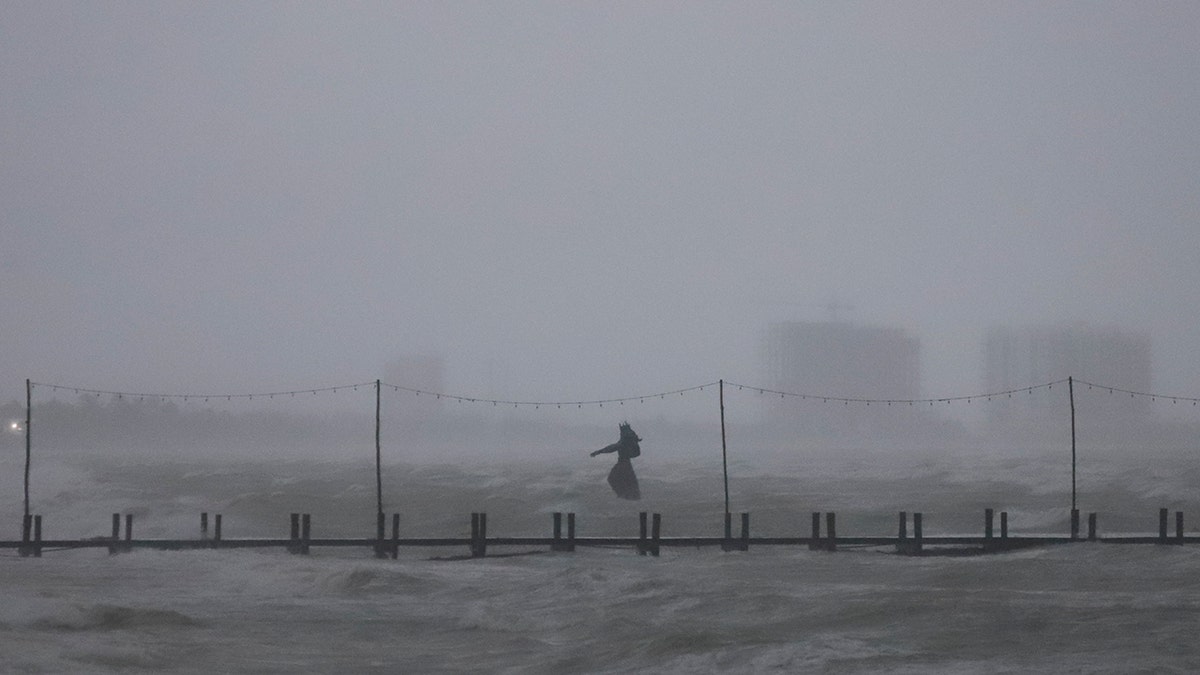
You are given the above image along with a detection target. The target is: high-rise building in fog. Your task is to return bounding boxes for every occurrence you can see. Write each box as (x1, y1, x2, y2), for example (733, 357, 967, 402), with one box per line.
(762, 321, 921, 433)
(982, 324, 1152, 427)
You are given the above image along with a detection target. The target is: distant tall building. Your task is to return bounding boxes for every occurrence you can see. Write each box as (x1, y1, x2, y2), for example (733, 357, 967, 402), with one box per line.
(762, 322, 921, 433)
(982, 324, 1152, 427)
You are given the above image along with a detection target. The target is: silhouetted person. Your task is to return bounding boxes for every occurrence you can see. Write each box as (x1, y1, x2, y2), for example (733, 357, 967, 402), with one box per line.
(590, 422, 641, 500)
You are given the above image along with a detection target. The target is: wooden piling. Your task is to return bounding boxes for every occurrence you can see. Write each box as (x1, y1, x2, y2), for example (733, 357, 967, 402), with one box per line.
(468, 512, 487, 558)
(566, 513, 576, 552)
(913, 512, 923, 555)
(639, 512, 648, 555)
(300, 513, 311, 555)
(11, 504, 1200, 556)
(723, 511, 733, 550)
(651, 513, 662, 557)
(109, 513, 120, 555)
(1071, 509, 1080, 540)
(289, 513, 301, 554)
(201, 512, 209, 540)
(552, 512, 566, 552)
(375, 511, 387, 559)
(470, 512, 480, 557)
(20, 514, 32, 558)
(23, 380, 31, 533)
(472, 511, 482, 554)
(391, 513, 400, 559)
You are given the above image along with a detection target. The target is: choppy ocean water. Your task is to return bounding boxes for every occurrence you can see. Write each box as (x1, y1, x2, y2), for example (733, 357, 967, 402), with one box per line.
(3, 448, 1200, 673)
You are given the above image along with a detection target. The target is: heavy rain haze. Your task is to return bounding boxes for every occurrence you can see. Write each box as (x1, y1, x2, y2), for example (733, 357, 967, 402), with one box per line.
(8, 9, 1200, 672)
(3, 2, 1199, 437)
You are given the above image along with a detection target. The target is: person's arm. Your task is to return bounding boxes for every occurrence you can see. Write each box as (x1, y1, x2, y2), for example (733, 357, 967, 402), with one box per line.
(590, 442, 620, 457)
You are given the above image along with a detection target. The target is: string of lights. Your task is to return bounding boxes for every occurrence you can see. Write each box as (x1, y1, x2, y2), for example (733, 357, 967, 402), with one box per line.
(1073, 378, 1200, 405)
(723, 379, 1071, 406)
(380, 381, 721, 409)
(26, 377, 1200, 410)
(28, 381, 379, 403)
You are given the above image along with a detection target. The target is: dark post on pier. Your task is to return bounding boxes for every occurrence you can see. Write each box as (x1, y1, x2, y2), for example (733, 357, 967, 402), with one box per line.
(552, 512, 561, 551)
(651, 513, 661, 557)
(639, 511, 648, 555)
(20, 514, 32, 558)
(301, 513, 311, 555)
(913, 512, 923, 555)
(109, 513, 120, 555)
(470, 512, 487, 558)
(719, 379, 731, 548)
(553, 512, 570, 552)
(375, 511, 387, 559)
(1069, 376, 1077, 516)
(374, 380, 385, 559)
(289, 513, 301, 554)
(23, 379, 32, 526)
(391, 513, 400, 559)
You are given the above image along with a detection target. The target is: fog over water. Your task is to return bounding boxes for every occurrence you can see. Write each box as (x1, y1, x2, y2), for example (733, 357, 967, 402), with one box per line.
(7, 8, 1200, 672)
(3, 2, 1200, 421)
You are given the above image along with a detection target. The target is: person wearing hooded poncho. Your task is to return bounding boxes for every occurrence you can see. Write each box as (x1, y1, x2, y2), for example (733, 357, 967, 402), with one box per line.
(589, 422, 642, 500)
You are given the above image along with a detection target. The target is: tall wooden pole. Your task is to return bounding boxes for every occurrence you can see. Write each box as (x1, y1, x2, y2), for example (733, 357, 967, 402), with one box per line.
(374, 379, 386, 556)
(24, 379, 32, 519)
(375, 379, 383, 520)
(1069, 376, 1076, 514)
(720, 379, 729, 521)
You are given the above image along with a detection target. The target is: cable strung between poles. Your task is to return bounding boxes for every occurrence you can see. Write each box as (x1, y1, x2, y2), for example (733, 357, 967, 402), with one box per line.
(1073, 378, 1200, 405)
(34, 378, 1190, 410)
(724, 379, 1071, 406)
(381, 381, 721, 409)
(28, 381, 380, 402)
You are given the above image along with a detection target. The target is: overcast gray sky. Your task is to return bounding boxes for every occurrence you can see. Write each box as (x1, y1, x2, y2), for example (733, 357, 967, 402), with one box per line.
(3, 2, 1198, 406)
